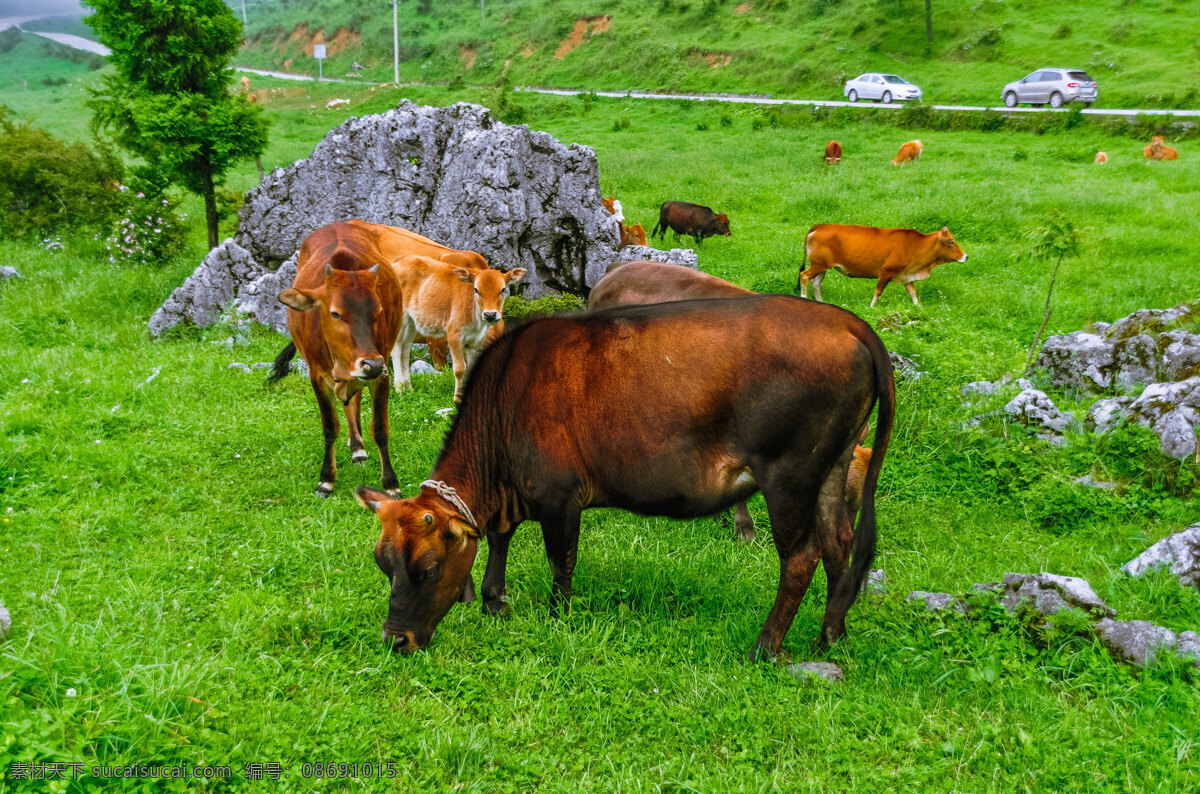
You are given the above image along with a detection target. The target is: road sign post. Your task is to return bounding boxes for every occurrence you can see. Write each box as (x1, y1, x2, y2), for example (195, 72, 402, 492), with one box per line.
(313, 43, 326, 81)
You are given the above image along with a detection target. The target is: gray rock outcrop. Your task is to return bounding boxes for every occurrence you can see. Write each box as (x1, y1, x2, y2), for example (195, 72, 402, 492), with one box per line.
(1095, 619, 1200, 668)
(907, 591, 962, 612)
(1125, 377, 1200, 458)
(1000, 572, 1114, 617)
(1122, 524, 1200, 590)
(1036, 302, 1198, 392)
(1003, 389, 1075, 441)
(788, 662, 844, 683)
(0, 266, 20, 280)
(149, 100, 692, 335)
(0, 604, 9, 640)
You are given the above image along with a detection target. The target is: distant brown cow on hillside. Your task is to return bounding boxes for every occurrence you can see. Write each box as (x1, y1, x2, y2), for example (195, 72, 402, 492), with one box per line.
(891, 140, 923, 166)
(825, 140, 843, 165)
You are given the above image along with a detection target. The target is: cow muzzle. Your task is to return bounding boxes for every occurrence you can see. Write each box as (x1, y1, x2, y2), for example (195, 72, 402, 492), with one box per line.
(382, 627, 423, 653)
(352, 357, 386, 381)
(482, 311, 501, 325)
(958, 254, 969, 262)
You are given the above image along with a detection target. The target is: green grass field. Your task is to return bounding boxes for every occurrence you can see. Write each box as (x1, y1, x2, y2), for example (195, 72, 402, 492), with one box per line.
(226, 0, 1200, 109)
(2, 76, 1200, 790)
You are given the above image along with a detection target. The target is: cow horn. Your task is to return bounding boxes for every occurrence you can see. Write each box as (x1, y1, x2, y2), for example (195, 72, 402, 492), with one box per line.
(368, 264, 381, 274)
(324, 263, 335, 276)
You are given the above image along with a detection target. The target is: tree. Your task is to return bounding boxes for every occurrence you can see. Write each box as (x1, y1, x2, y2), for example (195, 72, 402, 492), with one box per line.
(925, 0, 933, 43)
(1021, 211, 1084, 374)
(83, 0, 269, 250)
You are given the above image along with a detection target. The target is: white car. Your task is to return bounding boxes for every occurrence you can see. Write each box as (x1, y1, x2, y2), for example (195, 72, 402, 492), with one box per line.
(843, 73, 922, 104)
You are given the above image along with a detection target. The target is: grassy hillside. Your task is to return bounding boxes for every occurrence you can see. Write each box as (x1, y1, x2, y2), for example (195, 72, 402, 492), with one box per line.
(2, 76, 1199, 789)
(0, 27, 103, 101)
(231, 0, 1200, 108)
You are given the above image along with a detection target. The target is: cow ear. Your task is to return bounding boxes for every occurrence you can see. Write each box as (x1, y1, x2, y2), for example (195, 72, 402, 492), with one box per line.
(356, 486, 396, 514)
(279, 288, 318, 312)
(368, 264, 381, 274)
(445, 516, 482, 545)
(458, 572, 476, 603)
(453, 268, 473, 283)
(941, 226, 950, 233)
(505, 268, 527, 281)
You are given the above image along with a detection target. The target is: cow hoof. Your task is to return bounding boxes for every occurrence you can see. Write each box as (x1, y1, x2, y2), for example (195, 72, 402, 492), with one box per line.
(747, 641, 779, 663)
(351, 449, 368, 463)
(736, 528, 757, 543)
(315, 482, 334, 498)
(386, 488, 403, 499)
(482, 597, 510, 617)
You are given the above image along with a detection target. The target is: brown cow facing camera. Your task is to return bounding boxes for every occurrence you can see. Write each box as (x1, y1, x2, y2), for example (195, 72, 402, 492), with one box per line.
(589, 260, 875, 542)
(270, 222, 402, 497)
(825, 140, 843, 165)
(356, 294, 894, 661)
(651, 201, 731, 244)
(1144, 136, 1178, 161)
(797, 223, 967, 307)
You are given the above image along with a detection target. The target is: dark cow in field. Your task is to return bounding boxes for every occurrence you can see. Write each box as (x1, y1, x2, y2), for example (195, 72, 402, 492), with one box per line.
(270, 222, 402, 496)
(356, 294, 895, 660)
(651, 201, 731, 244)
(797, 223, 967, 308)
(589, 260, 875, 542)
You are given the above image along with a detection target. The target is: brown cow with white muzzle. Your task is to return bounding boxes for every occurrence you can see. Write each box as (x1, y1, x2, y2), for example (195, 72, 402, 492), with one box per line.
(797, 223, 967, 307)
(356, 294, 894, 660)
(269, 222, 402, 497)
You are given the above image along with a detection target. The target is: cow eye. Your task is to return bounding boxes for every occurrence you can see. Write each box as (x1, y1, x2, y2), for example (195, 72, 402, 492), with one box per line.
(330, 310, 343, 320)
(474, 288, 480, 296)
(419, 564, 440, 583)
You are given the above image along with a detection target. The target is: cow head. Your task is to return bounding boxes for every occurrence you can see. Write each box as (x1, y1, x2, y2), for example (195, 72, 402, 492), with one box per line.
(356, 486, 481, 652)
(279, 264, 390, 401)
(936, 227, 968, 263)
(714, 213, 732, 236)
(455, 267, 527, 326)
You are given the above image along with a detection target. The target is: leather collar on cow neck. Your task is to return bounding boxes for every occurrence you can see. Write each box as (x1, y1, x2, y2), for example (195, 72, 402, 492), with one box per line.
(420, 480, 478, 532)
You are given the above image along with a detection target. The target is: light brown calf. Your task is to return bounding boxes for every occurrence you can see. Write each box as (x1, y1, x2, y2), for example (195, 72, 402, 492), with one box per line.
(619, 222, 647, 247)
(390, 255, 526, 402)
(1144, 136, 1178, 161)
(891, 140, 923, 166)
(1094, 151, 1108, 164)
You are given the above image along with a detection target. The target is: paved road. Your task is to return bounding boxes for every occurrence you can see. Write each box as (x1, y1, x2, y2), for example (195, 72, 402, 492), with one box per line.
(7, 23, 1199, 119)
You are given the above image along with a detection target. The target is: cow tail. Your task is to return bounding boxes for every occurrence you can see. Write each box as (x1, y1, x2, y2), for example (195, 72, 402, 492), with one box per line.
(267, 341, 297, 384)
(828, 327, 895, 619)
(795, 226, 813, 292)
(651, 203, 667, 241)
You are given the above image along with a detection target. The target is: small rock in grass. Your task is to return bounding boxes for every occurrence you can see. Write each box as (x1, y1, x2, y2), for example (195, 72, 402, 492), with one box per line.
(291, 359, 310, 378)
(252, 362, 273, 370)
(1095, 618, 1198, 668)
(1001, 572, 1114, 618)
(1086, 397, 1132, 433)
(907, 591, 962, 612)
(861, 569, 886, 595)
(961, 379, 1003, 398)
(410, 360, 436, 376)
(971, 582, 1001, 593)
(227, 362, 251, 373)
(1074, 475, 1117, 490)
(788, 661, 843, 683)
(1004, 389, 1075, 435)
(0, 266, 21, 280)
(1122, 524, 1200, 590)
(888, 353, 924, 380)
(0, 605, 9, 640)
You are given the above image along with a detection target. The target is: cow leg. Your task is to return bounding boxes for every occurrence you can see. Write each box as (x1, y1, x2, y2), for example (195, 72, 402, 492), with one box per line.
(370, 377, 399, 493)
(448, 332, 468, 404)
(540, 507, 583, 616)
(815, 452, 855, 647)
(733, 501, 756, 541)
(481, 527, 514, 616)
(311, 378, 339, 497)
(904, 282, 921, 307)
(870, 274, 893, 308)
(390, 320, 417, 394)
(342, 390, 367, 463)
(812, 272, 826, 303)
(750, 486, 822, 661)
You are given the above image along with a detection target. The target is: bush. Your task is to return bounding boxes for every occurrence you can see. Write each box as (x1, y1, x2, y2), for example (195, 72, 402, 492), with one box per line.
(97, 191, 187, 267)
(503, 294, 587, 321)
(0, 107, 125, 238)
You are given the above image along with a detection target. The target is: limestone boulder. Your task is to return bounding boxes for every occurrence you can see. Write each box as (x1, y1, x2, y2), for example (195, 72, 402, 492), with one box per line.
(1122, 524, 1200, 590)
(150, 100, 691, 335)
(1095, 619, 1199, 668)
(1000, 572, 1114, 617)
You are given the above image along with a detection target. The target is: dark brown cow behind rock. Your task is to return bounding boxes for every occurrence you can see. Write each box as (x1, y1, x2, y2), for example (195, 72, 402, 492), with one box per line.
(269, 222, 402, 496)
(651, 201, 731, 244)
(356, 294, 895, 660)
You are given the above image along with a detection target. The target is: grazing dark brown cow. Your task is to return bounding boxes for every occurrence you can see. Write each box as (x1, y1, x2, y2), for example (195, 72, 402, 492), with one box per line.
(356, 294, 894, 660)
(651, 201, 731, 244)
(797, 223, 967, 307)
(824, 140, 843, 165)
(269, 222, 402, 497)
(589, 260, 874, 542)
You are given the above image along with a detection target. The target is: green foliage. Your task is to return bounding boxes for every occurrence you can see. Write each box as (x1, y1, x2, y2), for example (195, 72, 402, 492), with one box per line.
(98, 191, 187, 267)
(502, 293, 587, 320)
(83, 0, 270, 247)
(0, 107, 124, 238)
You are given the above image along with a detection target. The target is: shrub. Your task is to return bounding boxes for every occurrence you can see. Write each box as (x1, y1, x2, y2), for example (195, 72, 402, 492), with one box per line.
(0, 107, 125, 238)
(97, 191, 187, 267)
(503, 294, 587, 321)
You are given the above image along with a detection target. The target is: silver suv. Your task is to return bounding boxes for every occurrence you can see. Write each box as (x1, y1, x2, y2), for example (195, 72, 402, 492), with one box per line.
(1002, 69, 1098, 108)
